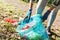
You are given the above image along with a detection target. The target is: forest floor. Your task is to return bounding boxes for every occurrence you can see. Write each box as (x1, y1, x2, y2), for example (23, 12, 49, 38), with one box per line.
(0, 0, 60, 40)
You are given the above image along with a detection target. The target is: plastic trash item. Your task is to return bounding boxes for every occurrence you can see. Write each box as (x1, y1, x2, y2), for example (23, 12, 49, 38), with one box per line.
(16, 0, 50, 40)
(16, 14, 49, 40)
(5, 18, 16, 23)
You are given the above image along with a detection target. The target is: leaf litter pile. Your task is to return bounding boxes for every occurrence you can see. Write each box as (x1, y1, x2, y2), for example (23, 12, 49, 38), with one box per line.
(0, 0, 24, 40)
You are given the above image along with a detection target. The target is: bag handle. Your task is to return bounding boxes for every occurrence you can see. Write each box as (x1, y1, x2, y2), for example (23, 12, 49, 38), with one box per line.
(23, 0, 33, 23)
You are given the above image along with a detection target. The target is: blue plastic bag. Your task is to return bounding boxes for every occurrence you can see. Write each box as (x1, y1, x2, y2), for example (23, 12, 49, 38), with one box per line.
(16, 14, 49, 40)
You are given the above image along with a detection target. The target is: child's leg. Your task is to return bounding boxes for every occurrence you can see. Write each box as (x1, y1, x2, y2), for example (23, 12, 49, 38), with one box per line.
(42, 0, 60, 22)
(47, 5, 60, 32)
(36, 0, 49, 14)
